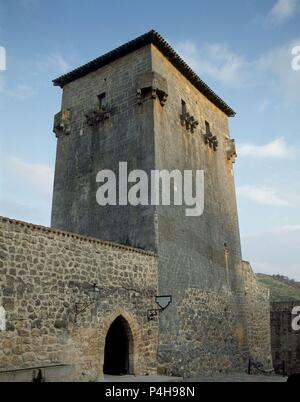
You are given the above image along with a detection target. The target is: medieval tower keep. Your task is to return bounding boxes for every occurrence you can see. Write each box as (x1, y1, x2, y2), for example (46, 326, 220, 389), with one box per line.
(51, 31, 272, 376)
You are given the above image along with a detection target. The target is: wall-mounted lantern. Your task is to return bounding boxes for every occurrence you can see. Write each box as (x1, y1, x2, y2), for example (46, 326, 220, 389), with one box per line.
(74, 283, 100, 322)
(147, 295, 172, 322)
(88, 283, 101, 303)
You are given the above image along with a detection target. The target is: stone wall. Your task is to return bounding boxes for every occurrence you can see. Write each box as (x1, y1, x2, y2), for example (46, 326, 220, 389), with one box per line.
(150, 45, 272, 376)
(271, 301, 300, 375)
(51, 44, 157, 251)
(151, 44, 244, 375)
(176, 288, 248, 376)
(242, 262, 273, 367)
(156, 261, 273, 377)
(0, 217, 158, 381)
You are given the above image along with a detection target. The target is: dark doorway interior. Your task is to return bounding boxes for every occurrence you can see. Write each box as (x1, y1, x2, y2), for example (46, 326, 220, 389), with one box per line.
(104, 316, 130, 375)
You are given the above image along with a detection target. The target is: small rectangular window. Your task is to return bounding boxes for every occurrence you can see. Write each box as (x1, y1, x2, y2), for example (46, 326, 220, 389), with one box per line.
(181, 100, 187, 115)
(205, 121, 210, 134)
(98, 92, 107, 110)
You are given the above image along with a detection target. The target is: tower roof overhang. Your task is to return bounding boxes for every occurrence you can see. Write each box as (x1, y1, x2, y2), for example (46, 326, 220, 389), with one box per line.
(53, 30, 236, 117)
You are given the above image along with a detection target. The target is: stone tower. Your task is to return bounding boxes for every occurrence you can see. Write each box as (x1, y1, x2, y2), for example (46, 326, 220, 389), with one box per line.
(51, 31, 272, 376)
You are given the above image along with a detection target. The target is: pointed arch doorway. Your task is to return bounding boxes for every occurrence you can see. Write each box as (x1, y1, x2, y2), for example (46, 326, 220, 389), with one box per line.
(103, 315, 133, 375)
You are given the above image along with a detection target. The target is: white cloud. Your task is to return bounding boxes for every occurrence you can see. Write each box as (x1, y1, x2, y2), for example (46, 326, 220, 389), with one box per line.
(242, 225, 300, 280)
(272, 224, 300, 234)
(0, 197, 51, 226)
(175, 37, 300, 106)
(243, 224, 300, 237)
(238, 138, 296, 159)
(176, 41, 251, 88)
(264, 0, 300, 28)
(0, 52, 70, 103)
(252, 261, 300, 280)
(0, 79, 36, 101)
(0, 156, 53, 225)
(258, 99, 269, 113)
(9, 83, 36, 100)
(2, 156, 54, 196)
(256, 38, 300, 106)
(237, 185, 291, 206)
(37, 53, 70, 75)
(176, 41, 200, 71)
(0, 73, 4, 92)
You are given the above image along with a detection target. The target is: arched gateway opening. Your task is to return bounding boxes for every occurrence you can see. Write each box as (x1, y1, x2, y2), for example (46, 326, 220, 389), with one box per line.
(103, 315, 133, 375)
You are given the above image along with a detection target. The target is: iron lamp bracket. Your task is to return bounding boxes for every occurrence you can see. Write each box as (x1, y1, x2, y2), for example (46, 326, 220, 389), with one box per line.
(147, 295, 172, 322)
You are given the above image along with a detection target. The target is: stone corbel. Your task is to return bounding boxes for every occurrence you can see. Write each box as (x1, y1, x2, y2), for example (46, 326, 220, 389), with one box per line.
(203, 132, 218, 151)
(136, 71, 168, 106)
(180, 112, 199, 133)
(53, 109, 71, 138)
(226, 139, 237, 163)
(85, 107, 110, 127)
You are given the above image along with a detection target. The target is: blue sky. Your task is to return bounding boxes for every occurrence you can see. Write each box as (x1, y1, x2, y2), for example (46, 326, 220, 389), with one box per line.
(0, 0, 299, 279)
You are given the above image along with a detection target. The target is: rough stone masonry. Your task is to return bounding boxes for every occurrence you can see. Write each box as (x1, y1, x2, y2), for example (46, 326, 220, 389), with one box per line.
(0, 30, 273, 381)
(271, 302, 300, 375)
(0, 218, 158, 381)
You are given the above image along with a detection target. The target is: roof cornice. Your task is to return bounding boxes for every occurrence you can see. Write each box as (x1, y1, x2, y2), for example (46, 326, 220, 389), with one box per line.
(53, 30, 236, 117)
